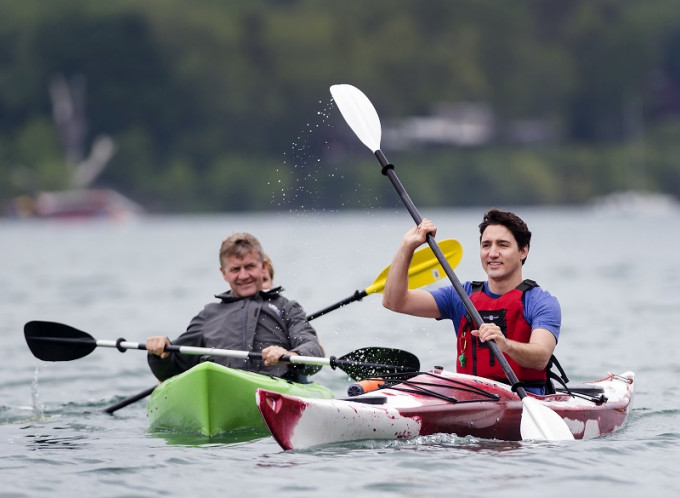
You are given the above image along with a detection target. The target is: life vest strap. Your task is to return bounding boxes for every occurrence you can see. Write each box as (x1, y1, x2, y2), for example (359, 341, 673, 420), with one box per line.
(470, 279, 539, 294)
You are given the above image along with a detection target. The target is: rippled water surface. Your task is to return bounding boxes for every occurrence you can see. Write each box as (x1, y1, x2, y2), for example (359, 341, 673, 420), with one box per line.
(1, 208, 678, 497)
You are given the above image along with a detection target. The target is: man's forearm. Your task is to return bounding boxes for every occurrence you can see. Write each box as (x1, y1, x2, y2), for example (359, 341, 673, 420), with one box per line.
(382, 244, 414, 311)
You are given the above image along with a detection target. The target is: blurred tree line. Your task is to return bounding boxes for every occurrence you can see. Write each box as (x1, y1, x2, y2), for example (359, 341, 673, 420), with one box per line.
(1, 0, 679, 212)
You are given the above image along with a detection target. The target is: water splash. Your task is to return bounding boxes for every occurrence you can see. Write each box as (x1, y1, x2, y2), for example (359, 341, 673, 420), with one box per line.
(31, 364, 45, 420)
(271, 98, 338, 212)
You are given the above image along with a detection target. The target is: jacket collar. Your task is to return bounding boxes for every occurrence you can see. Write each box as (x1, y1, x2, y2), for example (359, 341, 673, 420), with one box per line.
(215, 286, 284, 303)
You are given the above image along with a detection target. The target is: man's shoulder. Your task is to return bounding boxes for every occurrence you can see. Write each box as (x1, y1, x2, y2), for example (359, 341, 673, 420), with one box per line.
(431, 281, 475, 298)
(524, 283, 556, 299)
(522, 281, 561, 334)
(524, 284, 561, 314)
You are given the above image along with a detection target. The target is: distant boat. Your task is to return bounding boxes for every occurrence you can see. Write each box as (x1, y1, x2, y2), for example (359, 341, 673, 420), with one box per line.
(5, 188, 144, 220)
(592, 190, 679, 216)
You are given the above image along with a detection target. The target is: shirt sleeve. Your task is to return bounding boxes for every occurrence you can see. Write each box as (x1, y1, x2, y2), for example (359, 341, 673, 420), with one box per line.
(147, 308, 207, 381)
(524, 287, 561, 342)
(429, 282, 474, 333)
(283, 299, 324, 375)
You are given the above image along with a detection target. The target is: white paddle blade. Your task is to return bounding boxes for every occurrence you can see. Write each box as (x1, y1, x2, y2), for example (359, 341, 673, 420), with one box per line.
(520, 397, 575, 441)
(330, 84, 382, 152)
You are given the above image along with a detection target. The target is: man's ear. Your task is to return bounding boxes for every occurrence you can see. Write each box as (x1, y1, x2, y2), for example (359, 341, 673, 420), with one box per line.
(520, 246, 529, 264)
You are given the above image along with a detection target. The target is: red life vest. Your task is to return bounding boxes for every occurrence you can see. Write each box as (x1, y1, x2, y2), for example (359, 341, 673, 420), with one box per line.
(457, 280, 547, 385)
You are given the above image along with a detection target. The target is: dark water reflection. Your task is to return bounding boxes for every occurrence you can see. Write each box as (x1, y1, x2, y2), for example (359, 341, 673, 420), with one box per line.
(24, 431, 89, 451)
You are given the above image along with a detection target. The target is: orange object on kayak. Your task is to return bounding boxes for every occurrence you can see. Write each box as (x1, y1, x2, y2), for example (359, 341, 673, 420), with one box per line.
(347, 378, 384, 396)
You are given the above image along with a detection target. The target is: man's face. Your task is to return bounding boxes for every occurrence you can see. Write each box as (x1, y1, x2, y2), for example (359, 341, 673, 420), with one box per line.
(479, 224, 528, 284)
(220, 251, 265, 298)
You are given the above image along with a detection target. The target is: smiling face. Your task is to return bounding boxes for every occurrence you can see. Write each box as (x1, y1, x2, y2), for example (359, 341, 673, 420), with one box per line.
(480, 224, 529, 292)
(220, 250, 265, 298)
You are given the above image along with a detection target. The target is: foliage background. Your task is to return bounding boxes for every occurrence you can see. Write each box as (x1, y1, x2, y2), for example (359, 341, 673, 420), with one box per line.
(1, 0, 679, 212)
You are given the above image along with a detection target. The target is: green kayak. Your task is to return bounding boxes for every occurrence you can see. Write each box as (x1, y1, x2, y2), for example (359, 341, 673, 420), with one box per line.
(147, 361, 334, 437)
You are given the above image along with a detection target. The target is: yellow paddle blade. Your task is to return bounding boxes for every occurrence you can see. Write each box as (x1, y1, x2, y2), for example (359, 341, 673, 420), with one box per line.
(365, 239, 463, 295)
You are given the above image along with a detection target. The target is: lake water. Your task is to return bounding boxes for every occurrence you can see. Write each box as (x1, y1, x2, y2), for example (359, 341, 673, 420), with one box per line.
(1, 207, 679, 497)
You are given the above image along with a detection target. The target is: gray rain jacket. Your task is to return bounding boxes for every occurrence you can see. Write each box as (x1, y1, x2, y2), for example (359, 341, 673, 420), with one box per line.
(148, 287, 324, 381)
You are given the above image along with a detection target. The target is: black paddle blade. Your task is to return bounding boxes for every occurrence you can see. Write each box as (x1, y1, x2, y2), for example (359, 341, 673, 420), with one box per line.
(24, 321, 97, 361)
(337, 347, 420, 380)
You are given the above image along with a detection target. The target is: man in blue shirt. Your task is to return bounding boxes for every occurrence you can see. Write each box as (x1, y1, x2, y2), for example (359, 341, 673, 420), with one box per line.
(382, 209, 560, 394)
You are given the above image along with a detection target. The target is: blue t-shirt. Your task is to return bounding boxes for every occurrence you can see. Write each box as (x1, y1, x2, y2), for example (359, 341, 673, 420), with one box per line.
(429, 281, 561, 342)
(430, 281, 561, 395)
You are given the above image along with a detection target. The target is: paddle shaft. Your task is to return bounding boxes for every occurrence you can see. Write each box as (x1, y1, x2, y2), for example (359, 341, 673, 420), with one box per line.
(98, 335, 413, 414)
(374, 150, 529, 399)
(103, 386, 156, 414)
(306, 290, 368, 321)
(34, 335, 414, 371)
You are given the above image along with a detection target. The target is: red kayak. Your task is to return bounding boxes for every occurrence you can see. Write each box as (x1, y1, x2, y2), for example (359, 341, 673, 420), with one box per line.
(256, 368, 635, 450)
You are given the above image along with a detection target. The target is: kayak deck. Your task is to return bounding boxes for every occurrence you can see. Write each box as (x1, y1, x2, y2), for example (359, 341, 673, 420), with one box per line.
(147, 361, 334, 437)
(256, 368, 635, 450)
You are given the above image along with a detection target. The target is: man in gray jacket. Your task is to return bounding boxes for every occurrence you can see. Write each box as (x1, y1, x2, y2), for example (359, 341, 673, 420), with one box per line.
(146, 232, 324, 382)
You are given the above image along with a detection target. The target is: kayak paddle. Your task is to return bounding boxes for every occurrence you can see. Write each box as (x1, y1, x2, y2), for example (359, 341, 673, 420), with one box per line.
(306, 238, 462, 320)
(24, 320, 420, 381)
(329, 83, 575, 442)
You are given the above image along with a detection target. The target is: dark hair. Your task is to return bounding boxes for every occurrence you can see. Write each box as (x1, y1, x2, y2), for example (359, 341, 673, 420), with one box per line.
(478, 209, 532, 264)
